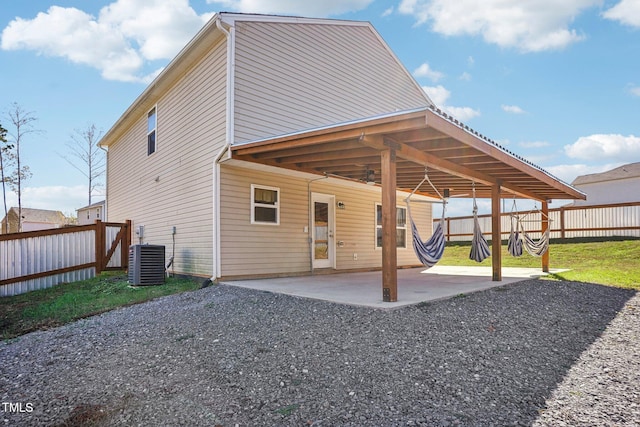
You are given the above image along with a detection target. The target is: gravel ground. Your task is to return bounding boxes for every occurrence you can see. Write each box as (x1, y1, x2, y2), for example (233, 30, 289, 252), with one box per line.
(1, 279, 638, 426)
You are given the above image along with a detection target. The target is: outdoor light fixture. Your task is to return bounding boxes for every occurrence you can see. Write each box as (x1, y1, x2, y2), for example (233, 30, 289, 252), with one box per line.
(365, 169, 376, 185)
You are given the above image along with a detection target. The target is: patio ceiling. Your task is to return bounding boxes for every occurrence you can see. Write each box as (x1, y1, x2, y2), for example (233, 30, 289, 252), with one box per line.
(231, 107, 586, 202)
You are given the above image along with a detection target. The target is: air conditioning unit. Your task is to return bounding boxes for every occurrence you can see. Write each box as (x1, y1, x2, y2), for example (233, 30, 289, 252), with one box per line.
(128, 244, 165, 286)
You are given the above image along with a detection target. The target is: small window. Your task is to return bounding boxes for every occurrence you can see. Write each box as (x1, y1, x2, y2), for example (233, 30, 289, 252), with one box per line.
(251, 184, 279, 225)
(96, 208, 100, 219)
(147, 107, 157, 155)
(375, 204, 407, 248)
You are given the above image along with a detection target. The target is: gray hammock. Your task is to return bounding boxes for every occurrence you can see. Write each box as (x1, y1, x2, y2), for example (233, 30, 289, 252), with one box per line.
(507, 200, 523, 257)
(405, 170, 446, 268)
(508, 200, 550, 257)
(469, 185, 490, 263)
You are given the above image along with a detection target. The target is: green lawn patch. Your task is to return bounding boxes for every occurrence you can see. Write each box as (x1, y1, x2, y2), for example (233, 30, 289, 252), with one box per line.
(439, 239, 640, 290)
(1, 272, 201, 340)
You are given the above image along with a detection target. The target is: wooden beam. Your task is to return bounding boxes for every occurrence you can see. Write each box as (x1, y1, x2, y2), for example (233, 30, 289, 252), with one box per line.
(359, 135, 546, 201)
(542, 201, 549, 273)
(491, 183, 502, 281)
(381, 145, 398, 302)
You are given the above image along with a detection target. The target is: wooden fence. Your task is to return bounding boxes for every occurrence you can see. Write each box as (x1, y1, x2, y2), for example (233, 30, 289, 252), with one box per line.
(437, 201, 640, 241)
(0, 220, 131, 297)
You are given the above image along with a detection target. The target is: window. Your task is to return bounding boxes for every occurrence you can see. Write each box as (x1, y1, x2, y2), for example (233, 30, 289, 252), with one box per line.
(251, 184, 279, 225)
(147, 107, 157, 155)
(375, 204, 407, 248)
(96, 208, 100, 219)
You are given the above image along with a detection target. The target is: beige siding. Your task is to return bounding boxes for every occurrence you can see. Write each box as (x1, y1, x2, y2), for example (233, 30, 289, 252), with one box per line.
(233, 21, 430, 143)
(107, 38, 228, 277)
(220, 163, 432, 277)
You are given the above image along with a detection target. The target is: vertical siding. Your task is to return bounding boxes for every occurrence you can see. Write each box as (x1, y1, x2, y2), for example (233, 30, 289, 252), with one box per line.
(219, 163, 431, 277)
(0, 230, 95, 297)
(233, 21, 430, 143)
(107, 38, 228, 277)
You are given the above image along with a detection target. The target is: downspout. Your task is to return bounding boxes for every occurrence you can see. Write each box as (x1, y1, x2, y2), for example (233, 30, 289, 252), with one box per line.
(211, 16, 235, 283)
(308, 173, 329, 274)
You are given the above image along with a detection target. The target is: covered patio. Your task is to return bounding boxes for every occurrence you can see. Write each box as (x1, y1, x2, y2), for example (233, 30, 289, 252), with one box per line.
(223, 266, 569, 309)
(231, 106, 585, 302)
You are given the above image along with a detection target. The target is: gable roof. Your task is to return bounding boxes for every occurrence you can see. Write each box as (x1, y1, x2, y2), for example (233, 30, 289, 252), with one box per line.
(7, 207, 67, 223)
(76, 200, 105, 211)
(572, 162, 640, 185)
(99, 12, 432, 149)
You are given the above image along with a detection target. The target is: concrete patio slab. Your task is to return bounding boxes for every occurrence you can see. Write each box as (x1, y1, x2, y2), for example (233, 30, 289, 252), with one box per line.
(222, 266, 568, 309)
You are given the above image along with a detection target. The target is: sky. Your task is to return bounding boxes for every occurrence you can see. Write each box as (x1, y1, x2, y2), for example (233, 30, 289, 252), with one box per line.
(0, 0, 639, 218)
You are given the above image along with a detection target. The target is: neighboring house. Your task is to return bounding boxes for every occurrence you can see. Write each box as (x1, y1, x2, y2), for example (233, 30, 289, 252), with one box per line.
(76, 200, 105, 225)
(99, 13, 583, 287)
(1, 207, 68, 234)
(570, 162, 640, 206)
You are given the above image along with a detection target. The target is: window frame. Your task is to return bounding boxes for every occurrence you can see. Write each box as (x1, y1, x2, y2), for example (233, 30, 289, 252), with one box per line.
(375, 203, 408, 249)
(251, 184, 280, 225)
(147, 106, 157, 156)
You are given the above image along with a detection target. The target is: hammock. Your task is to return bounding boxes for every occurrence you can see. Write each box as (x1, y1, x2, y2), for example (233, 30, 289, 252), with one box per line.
(469, 185, 491, 263)
(407, 201, 446, 268)
(520, 225, 550, 257)
(507, 220, 523, 257)
(509, 199, 550, 257)
(405, 170, 446, 268)
(507, 200, 523, 257)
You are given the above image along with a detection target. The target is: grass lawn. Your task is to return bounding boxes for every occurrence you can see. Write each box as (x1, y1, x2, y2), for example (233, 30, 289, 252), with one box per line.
(440, 238, 640, 290)
(1, 272, 201, 340)
(2, 239, 638, 340)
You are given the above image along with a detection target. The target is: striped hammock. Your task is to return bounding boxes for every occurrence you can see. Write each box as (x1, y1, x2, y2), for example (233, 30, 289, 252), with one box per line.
(469, 209, 491, 262)
(507, 218, 523, 257)
(407, 200, 446, 268)
(520, 224, 550, 257)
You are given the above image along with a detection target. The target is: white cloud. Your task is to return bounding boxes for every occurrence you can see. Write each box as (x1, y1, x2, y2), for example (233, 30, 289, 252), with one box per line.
(207, 0, 373, 17)
(398, 0, 600, 52)
(603, 0, 640, 27)
(502, 104, 526, 114)
(422, 85, 480, 122)
(459, 72, 472, 81)
(382, 7, 394, 17)
(413, 62, 444, 81)
(1, 0, 212, 83)
(629, 85, 640, 97)
(3, 185, 104, 218)
(564, 134, 640, 161)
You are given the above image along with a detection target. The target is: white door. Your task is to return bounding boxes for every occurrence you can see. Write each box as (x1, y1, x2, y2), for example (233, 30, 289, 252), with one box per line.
(312, 193, 335, 269)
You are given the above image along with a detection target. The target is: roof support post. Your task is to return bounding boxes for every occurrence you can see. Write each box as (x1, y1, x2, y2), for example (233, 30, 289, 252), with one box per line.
(381, 146, 398, 302)
(542, 201, 549, 273)
(491, 182, 502, 281)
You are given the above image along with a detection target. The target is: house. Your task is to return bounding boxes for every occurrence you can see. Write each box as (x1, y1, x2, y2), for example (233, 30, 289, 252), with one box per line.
(99, 13, 584, 301)
(1, 207, 68, 234)
(76, 200, 105, 225)
(570, 162, 640, 206)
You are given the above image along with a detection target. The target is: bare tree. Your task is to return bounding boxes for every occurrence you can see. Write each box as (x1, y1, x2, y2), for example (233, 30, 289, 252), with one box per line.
(6, 103, 37, 232)
(0, 123, 12, 232)
(62, 124, 105, 206)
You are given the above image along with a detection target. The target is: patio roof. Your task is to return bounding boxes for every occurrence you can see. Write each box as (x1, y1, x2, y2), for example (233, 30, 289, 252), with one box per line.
(231, 106, 586, 202)
(230, 106, 585, 303)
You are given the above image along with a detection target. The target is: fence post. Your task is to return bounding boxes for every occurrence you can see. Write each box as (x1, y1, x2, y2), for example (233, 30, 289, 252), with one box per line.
(95, 220, 104, 274)
(446, 217, 451, 241)
(560, 206, 566, 239)
(121, 220, 132, 270)
(542, 202, 549, 273)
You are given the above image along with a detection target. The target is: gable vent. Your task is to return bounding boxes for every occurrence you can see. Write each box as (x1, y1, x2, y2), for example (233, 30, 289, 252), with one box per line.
(128, 244, 165, 286)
